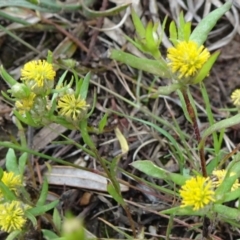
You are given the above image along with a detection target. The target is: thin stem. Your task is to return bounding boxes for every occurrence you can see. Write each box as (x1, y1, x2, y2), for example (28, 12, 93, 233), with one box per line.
(182, 89, 207, 177)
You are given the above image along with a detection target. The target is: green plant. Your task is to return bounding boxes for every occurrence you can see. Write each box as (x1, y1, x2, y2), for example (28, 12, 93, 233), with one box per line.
(109, 0, 240, 236)
(0, 0, 239, 239)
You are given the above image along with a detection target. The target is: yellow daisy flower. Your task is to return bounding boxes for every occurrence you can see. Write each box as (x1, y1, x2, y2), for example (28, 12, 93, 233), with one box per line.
(57, 93, 89, 121)
(231, 89, 240, 106)
(0, 201, 27, 232)
(179, 176, 215, 211)
(167, 41, 210, 79)
(0, 171, 22, 198)
(212, 169, 240, 191)
(21, 60, 55, 91)
(15, 92, 36, 114)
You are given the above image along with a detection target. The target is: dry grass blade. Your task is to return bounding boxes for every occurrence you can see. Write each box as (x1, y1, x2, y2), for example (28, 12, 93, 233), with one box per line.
(45, 166, 129, 192)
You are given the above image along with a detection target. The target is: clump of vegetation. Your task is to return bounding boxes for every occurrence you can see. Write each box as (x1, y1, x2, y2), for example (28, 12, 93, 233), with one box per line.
(1, 0, 240, 239)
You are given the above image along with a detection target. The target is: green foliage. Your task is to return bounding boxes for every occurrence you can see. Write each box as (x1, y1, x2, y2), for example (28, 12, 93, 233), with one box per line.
(129, 8, 163, 59)
(190, 1, 232, 45)
(6, 149, 19, 175)
(131, 160, 188, 186)
(192, 51, 221, 84)
(98, 113, 108, 133)
(109, 49, 170, 78)
(0, 1, 238, 238)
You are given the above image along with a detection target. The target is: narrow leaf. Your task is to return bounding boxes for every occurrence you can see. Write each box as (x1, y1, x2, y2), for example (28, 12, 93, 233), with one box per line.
(213, 204, 240, 220)
(98, 113, 108, 133)
(131, 160, 188, 185)
(0, 65, 17, 87)
(107, 182, 124, 205)
(114, 127, 129, 154)
(6, 148, 19, 175)
(28, 200, 59, 216)
(131, 7, 145, 38)
(169, 21, 177, 45)
(190, 1, 232, 45)
(18, 152, 28, 176)
(109, 49, 170, 77)
(200, 113, 240, 149)
(6, 230, 22, 240)
(53, 208, 62, 232)
(80, 72, 91, 100)
(192, 51, 220, 84)
(36, 177, 49, 206)
(42, 229, 60, 239)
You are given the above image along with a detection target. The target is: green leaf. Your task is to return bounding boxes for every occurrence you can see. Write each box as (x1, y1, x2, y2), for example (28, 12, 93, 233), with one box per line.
(221, 188, 240, 203)
(0, 65, 17, 87)
(178, 12, 186, 41)
(13, 110, 38, 127)
(79, 119, 96, 149)
(53, 208, 62, 232)
(5, 230, 22, 240)
(98, 113, 108, 133)
(169, 21, 177, 46)
(28, 200, 59, 216)
(156, 83, 181, 95)
(183, 22, 191, 41)
(192, 51, 220, 84)
(80, 72, 91, 100)
(161, 206, 205, 216)
(200, 112, 240, 149)
(131, 7, 145, 39)
(107, 182, 124, 205)
(47, 50, 53, 64)
(109, 49, 170, 77)
(125, 35, 146, 53)
(213, 204, 240, 220)
(42, 229, 60, 240)
(145, 21, 156, 51)
(5, 148, 19, 175)
(18, 152, 28, 176)
(190, 1, 232, 45)
(131, 160, 188, 185)
(0, 181, 16, 201)
(36, 178, 49, 206)
(215, 159, 240, 202)
(25, 210, 37, 226)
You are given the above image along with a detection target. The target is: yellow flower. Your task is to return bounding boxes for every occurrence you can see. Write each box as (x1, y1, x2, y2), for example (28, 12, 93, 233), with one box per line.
(15, 92, 36, 114)
(21, 60, 55, 91)
(0, 201, 27, 232)
(212, 169, 240, 191)
(167, 41, 210, 79)
(0, 171, 22, 198)
(179, 176, 215, 210)
(231, 89, 240, 106)
(57, 93, 89, 121)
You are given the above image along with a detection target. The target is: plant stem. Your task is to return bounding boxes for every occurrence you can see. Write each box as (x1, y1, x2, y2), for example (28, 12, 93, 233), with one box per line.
(182, 89, 207, 177)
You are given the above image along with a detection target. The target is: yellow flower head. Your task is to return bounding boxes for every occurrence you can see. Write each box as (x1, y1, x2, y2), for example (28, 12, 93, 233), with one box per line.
(179, 176, 215, 211)
(15, 92, 36, 114)
(21, 60, 56, 92)
(167, 41, 210, 79)
(57, 93, 89, 122)
(212, 169, 240, 191)
(0, 171, 22, 198)
(0, 201, 27, 232)
(231, 89, 240, 106)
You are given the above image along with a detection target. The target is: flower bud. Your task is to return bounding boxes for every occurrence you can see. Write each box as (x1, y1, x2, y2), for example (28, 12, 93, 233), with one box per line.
(10, 83, 30, 99)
